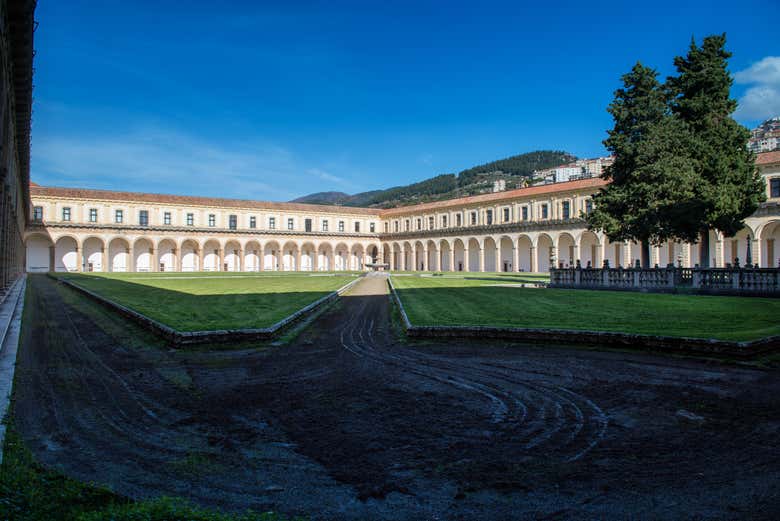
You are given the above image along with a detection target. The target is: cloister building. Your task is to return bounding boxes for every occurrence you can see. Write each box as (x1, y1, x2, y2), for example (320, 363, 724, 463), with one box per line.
(24, 151, 780, 274)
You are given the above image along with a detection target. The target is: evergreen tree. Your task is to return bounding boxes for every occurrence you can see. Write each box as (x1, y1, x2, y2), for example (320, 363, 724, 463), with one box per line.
(588, 62, 690, 266)
(666, 34, 764, 266)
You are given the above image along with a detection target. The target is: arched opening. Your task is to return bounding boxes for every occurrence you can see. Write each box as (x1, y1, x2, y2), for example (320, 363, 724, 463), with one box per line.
(536, 234, 554, 273)
(391, 243, 402, 271)
(603, 238, 624, 268)
(453, 239, 466, 272)
(517, 235, 533, 272)
(82, 237, 105, 272)
(180, 239, 199, 271)
(300, 242, 316, 271)
(440, 240, 452, 271)
(350, 244, 365, 270)
(499, 236, 513, 272)
(761, 221, 780, 268)
(426, 240, 438, 271)
(108, 238, 131, 272)
(224, 240, 242, 271)
(368, 244, 379, 264)
(557, 233, 576, 268)
(483, 237, 497, 272)
(335, 243, 349, 271)
(26, 234, 53, 272)
(158, 239, 177, 272)
(467, 238, 480, 272)
(263, 241, 281, 271)
(244, 240, 262, 271)
(134, 238, 154, 272)
(578, 231, 601, 269)
(412, 241, 424, 271)
(402, 242, 413, 271)
(318, 243, 333, 271)
(282, 242, 299, 271)
(203, 239, 221, 271)
(54, 236, 78, 272)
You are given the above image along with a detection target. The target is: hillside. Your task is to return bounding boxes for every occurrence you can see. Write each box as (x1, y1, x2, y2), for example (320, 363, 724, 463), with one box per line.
(292, 150, 575, 208)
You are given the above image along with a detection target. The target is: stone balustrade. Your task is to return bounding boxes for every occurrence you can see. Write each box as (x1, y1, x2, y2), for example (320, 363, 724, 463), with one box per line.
(550, 265, 780, 296)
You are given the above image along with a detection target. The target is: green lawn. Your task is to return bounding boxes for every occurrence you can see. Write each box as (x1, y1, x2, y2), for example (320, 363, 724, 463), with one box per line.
(52, 272, 358, 331)
(391, 274, 780, 341)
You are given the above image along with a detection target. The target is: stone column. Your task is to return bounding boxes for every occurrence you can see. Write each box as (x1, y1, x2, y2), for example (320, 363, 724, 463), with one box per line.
(150, 247, 157, 272)
(750, 238, 761, 268)
(75, 246, 83, 272)
(479, 247, 485, 272)
(49, 245, 55, 272)
(449, 248, 455, 272)
(495, 246, 501, 272)
(433, 248, 440, 271)
(572, 244, 580, 267)
(530, 246, 537, 272)
(622, 242, 631, 268)
(463, 248, 470, 272)
(714, 238, 724, 268)
(178, 248, 184, 272)
(513, 246, 519, 273)
(218, 248, 224, 271)
(101, 247, 107, 273)
(239, 248, 245, 272)
(295, 249, 302, 272)
(198, 248, 204, 271)
(422, 247, 428, 271)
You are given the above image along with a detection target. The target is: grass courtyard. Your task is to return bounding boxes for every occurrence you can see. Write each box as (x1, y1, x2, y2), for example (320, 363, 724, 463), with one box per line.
(51, 272, 359, 331)
(390, 274, 780, 341)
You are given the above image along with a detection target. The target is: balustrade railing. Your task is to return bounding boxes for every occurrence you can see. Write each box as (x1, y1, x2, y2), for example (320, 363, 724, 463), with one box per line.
(550, 266, 780, 295)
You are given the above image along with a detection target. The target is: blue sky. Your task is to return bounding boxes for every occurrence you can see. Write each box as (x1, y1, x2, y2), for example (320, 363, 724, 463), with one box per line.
(32, 1, 780, 201)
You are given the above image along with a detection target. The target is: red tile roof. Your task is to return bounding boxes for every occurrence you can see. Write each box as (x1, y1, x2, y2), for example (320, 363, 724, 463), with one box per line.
(756, 150, 780, 165)
(29, 185, 381, 216)
(380, 177, 608, 216)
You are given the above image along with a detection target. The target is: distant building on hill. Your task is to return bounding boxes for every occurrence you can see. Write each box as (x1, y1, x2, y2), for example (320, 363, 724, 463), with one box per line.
(534, 156, 614, 184)
(748, 117, 780, 154)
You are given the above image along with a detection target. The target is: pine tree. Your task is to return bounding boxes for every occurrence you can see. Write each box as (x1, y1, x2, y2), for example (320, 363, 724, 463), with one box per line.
(666, 34, 764, 266)
(587, 62, 690, 267)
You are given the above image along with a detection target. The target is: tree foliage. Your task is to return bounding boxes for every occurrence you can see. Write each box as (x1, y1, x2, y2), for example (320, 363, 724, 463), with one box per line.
(457, 150, 574, 185)
(589, 34, 764, 264)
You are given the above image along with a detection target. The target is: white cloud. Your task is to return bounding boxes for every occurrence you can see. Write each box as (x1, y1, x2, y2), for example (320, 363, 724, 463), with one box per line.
(31, 127, 341, 201)
(734, 56, 780, 120)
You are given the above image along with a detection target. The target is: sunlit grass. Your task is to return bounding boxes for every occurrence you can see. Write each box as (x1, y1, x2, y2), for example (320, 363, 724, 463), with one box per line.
(391, 274, 780, 341)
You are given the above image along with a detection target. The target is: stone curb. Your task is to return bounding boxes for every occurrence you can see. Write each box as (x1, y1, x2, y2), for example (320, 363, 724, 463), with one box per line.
(50, 273, 364, 346)
(386, 276, 779, 359)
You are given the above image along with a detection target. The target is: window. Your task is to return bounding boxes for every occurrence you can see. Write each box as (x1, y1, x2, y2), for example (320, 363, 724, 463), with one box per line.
(771, 178, 780, 198)
(470, 212, 477, 225)
(89, 208, 98, 223)
(384, 222, 389, 233)
(521, 206, 528, 221)
(305, 218, 312, 232)
(456, 214, 462, 227)
(62, 207, 71, 221)
(541, 204, 548, 219)
(370, 222, 375, 233)
(269, 217, 276, 229)
(139, 210, 149, 227)
(208, 214, 216, 227)
(229, 215, 237, 230)
(186, 213, 194, 226)
(339, 220, 345, 232)
(442, 215, 447, 228)
(322, 219, 329, 231)
(405, 219, 410, 231)
(354, 222, 360, 233)
(486, 209, 493, 225)
(503, 208, 510, 222)
(416, 218, 422, 230)
(115, 209, 124, 224)
(427, 216, 433, 230)
(585, 199, 593, 214)
(287, 218, 294, 230)
(562, 201, 570, 220)
(32, 206, 43, 222)
(249, 216, 256, 229)
(394, 221, 399, 232)
(164, 211, 172, 225)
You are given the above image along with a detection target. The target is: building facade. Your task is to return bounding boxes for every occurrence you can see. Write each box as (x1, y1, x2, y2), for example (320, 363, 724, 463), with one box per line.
(25, 151, 780, 274)
(0, 0, 35, 295)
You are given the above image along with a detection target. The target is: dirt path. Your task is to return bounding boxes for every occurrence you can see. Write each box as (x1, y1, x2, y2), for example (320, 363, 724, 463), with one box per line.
(12, 274, 780, 519)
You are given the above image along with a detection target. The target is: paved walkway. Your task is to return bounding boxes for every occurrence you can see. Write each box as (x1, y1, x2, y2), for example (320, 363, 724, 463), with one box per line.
(0, 275, 26, 464)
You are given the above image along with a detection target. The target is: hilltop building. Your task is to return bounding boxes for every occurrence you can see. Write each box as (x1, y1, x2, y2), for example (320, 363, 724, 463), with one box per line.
(748, 117, 780, 154)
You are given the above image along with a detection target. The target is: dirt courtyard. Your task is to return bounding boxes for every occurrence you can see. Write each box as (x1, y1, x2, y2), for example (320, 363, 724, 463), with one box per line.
(12, 274, 780, 520)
